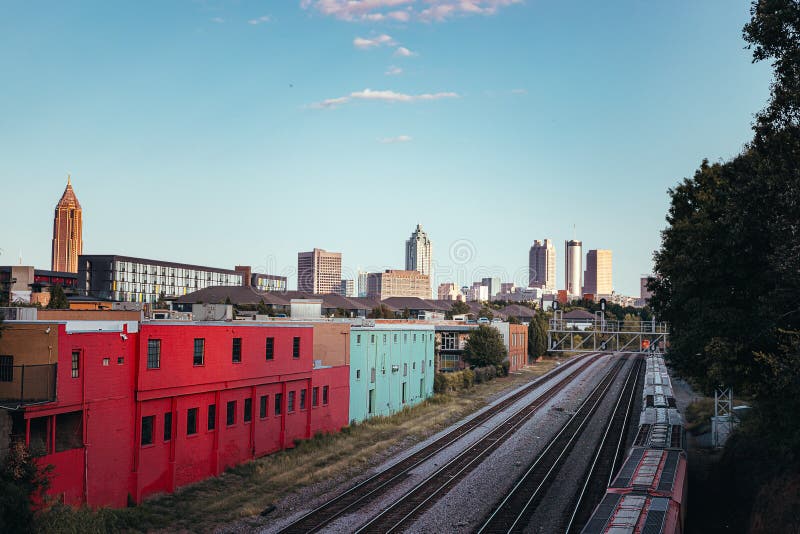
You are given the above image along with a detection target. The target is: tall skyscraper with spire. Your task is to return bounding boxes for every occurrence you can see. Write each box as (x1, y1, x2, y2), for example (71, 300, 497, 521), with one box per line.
(51, 175, 83, 273)
(405, 224, 433, 296)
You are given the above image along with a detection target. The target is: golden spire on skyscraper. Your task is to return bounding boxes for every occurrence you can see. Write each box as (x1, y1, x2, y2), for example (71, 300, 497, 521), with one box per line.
(51, 175, 83, 273)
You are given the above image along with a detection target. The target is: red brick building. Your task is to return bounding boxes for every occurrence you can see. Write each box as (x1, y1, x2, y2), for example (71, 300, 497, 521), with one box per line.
(0, 320, 349, 507)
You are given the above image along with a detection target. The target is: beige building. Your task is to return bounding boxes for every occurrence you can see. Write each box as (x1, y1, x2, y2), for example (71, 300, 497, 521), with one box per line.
(437, 282, 462, 301)
(367, 270, 430, 300)
(297, 248, 342, 294)
(529, 239, 556, 290)
(583, 249, 613, 297)
(565, 240, 583, 297)
(51, 176, 83, 273)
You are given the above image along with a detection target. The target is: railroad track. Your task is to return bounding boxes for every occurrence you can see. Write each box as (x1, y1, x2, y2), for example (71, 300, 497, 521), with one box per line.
(477, 356, 631, 534)
(564, 356, 644, 534)
(354, 355, 623, 534)
(278, 353, 604, 534)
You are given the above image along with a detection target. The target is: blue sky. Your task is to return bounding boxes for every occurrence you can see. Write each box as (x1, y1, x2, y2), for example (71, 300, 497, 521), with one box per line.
(0, 1, 771, 295)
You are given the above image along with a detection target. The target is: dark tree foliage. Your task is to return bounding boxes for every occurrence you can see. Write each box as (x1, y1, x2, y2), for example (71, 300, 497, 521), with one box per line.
(0, 442, 51, 533)
(257, 299, 269, 315)
(369, 304, 395, 319)
(450, 301, 470, 316)
(46, 285, 69, 309)
(464, 325, 508, 368)
(651, 0, 800, 459)
(528, 313, 548, 360)
(477, 306, 494, 321)
(155, 291, 168, 309)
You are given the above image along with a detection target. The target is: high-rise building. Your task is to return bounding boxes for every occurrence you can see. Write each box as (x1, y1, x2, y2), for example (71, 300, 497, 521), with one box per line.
(51, 175, 83, 273)
(529, 239, 556, 289)
(405, 224, 432, 295)
(481, 277, 502, 299)
(297, 249, 342, 294)
(357, 271, 369, 298)
(565, 240, 583, 297)
(583, 249, 613, 297)
(339, 279, 355, 297)
(367, 270, 430, 300)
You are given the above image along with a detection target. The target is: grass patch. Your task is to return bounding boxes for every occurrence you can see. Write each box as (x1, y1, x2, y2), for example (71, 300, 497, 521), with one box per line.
(36, 358, 563, 533)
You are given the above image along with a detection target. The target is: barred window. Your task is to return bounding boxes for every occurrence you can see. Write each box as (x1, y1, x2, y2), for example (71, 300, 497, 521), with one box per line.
(288, 391, 295, 413)
(147, 339, 161, 369)
(0, 356, 13, 382)
(292, 337, 300, 358)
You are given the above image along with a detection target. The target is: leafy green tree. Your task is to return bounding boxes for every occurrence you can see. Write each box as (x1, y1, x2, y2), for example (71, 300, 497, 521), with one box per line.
(46, 285, 69, 309)
(402, 307, 411, 319)
(257, 299, 269, 315)
(155, 291, 168, 309)
(650, 0, 800, 460)
(478, 306, 494, 321)
(464, 325, 508, 367)
(450, 301, 470, 316)
(528, 313, 548, 360)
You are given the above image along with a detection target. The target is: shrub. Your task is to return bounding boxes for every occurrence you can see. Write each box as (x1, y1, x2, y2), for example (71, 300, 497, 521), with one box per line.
(433, 373, 448, 394)
(462, 369, 475, 389)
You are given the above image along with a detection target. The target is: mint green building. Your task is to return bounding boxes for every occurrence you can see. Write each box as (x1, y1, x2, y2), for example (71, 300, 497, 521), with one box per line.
(349, 324, 435, 423)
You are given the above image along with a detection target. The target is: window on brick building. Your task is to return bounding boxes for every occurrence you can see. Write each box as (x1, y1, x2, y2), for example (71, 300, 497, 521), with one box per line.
(232, 338, 242, 363)
(71, 351, 80, 378)
(265, 337, 274, 360)
(141, 415, 154, 446)
(300, 389, 306, 410)
(164, 412, 172, 441)
(292, 337, 300, 358)
(208, 404, 216, 431)
(288, 391, 295, 413)
(312, 387, 319, 407)
(0, 356, 12, 382)
(147, 339, 160, 369)
(260, 395, 268, 418)
(244, 398, 252, 422)
(193, 339, 205, 366)
(226, 400, 236, 426)
(187, 408, 198, 435)
(323, 385, 329, 405)
(275, 393, 283, 415)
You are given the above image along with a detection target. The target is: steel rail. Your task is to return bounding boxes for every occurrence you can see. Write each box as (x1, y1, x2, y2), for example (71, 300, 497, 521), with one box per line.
(278, 353, 601, 534)
(563, 357, 643, 534)
(477, 356, 628, 534)
(356, 357, 624, 534)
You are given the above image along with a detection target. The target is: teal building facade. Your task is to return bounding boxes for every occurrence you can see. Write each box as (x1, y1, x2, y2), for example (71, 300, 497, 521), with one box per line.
(349, 324, 435, 423)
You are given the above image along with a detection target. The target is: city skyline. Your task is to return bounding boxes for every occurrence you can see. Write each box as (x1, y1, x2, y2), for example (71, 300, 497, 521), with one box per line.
(0, 2, 771, 296)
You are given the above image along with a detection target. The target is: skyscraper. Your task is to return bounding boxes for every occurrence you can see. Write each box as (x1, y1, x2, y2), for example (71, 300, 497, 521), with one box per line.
(583, 249, 613, 297)
(51, 175, 83, 273)
(297, 249, 342, 294)
(529, 239, 556, 289)
(405, 224, 432, 297)
(565, 240, 583, 297)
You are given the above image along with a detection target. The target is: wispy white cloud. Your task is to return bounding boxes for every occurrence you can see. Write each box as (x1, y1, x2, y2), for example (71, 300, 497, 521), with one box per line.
(511, 88, 527, 95)
(300, 0, 521, 23)
(353, 33, 396, 49)
(379, 135, 413, 143)
(385, 65, 403, 76)
(309, 88, 459, 109)
(210, 17, 225, 23)
(248, 15, 271, 25)
(394, 46, 416, 57)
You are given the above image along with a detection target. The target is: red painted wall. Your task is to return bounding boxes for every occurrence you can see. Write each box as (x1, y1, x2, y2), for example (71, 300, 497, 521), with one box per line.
(27, 323, 138, 508)
(20, 322, 350, 508)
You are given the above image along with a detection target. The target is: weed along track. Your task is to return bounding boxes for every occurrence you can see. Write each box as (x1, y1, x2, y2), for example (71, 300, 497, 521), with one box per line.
(277, 353, 602, 533)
